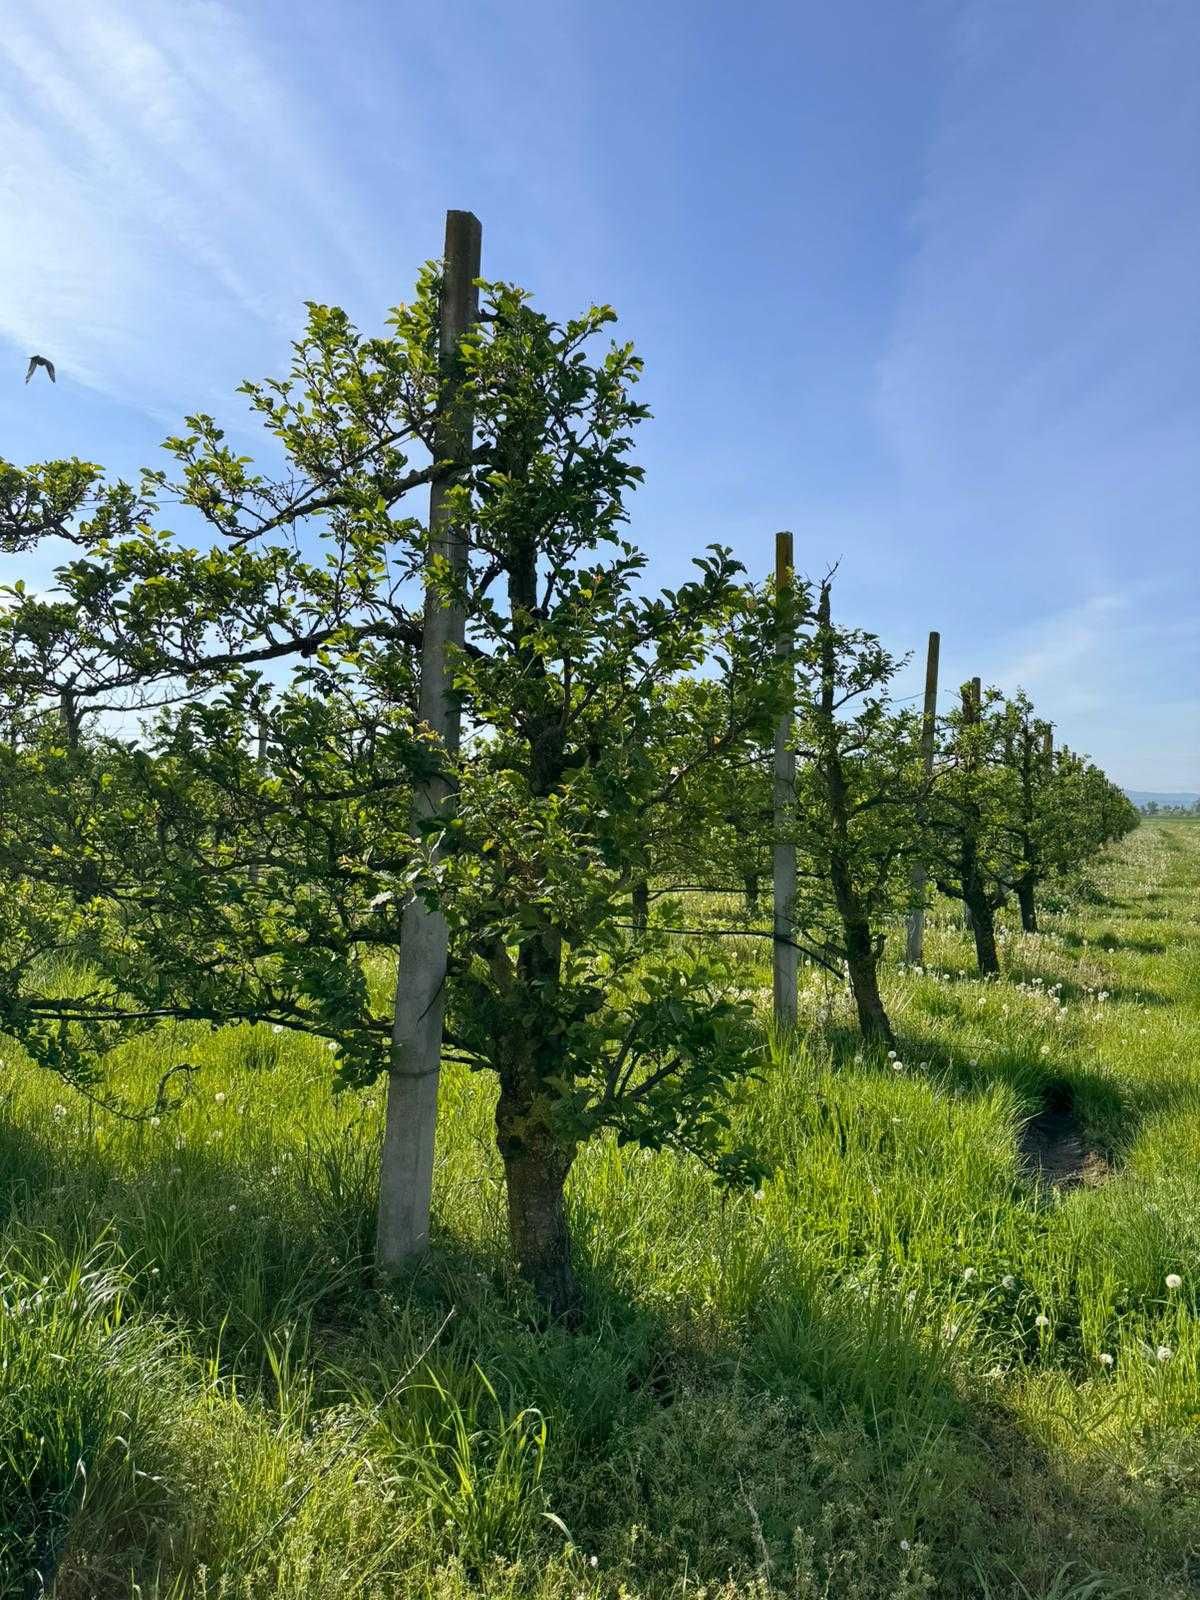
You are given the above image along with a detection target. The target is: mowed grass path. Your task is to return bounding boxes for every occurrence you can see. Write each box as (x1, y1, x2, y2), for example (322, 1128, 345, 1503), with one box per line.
(1, 822, 1198, 1598)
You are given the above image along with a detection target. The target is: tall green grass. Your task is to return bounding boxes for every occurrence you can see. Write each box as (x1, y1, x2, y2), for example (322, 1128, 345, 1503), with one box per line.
(1, 821, 1197, 1597)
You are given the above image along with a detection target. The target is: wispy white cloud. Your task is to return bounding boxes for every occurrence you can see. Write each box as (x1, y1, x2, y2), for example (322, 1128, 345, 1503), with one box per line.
(985, 585, 1200, 787)
(875, 2, 1200, 588)
(0, 0, 392, 415)
(862, 0, 1200, 785)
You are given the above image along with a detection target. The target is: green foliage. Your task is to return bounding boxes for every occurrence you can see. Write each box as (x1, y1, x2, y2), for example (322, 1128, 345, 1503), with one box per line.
(0, 265, 801, 1310)
(0, 825, 1196, 1596)
(376, 1367, 551, 1571)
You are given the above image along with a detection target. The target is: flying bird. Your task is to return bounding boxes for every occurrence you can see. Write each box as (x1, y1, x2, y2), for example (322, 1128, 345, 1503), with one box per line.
(25, 355, 55, 384)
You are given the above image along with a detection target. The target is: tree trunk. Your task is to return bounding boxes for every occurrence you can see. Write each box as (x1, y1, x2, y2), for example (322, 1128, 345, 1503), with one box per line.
(772, 532, 799, 1029)
(497, 1099, 578, 1320)
(964, 883, 1000, 975)
(815, 582, 895, 1051)
(631, 880, 649, 934)
(1016, 876, 1038, 934)
(743, 873, 760, 913)
(844, 920, 895, 1050)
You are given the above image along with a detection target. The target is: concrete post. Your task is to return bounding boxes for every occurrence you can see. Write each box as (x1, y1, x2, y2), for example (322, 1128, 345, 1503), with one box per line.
(904, 630, 940, 965)
(378, 210, 482, 1272)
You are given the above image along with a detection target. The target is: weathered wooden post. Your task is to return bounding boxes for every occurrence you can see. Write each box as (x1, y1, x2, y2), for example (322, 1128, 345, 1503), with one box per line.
(961, 680, 978, 932)
(772, 531, 798, 1029)
(250, 712, 269, 885)
(377, 210, 482, 1273)
(904, 629, 940, 965)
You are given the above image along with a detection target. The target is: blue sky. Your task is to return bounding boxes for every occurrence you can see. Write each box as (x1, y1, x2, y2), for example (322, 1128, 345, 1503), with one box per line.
(1, 0, 1197, 788)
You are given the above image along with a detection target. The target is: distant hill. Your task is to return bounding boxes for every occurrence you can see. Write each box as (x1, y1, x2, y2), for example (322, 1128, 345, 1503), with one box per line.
(1125, 790, 1200, 810)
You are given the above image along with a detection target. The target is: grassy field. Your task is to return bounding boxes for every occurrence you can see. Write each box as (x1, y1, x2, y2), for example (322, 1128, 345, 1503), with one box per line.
(2, 820, 1198, 1598)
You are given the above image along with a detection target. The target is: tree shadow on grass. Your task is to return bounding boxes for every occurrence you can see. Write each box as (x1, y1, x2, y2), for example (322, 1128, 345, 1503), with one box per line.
(1059, 930, 1169, 957)
(818, 1009, 1200, 1182)
(994, 963, 1173, 1009)
(911, 957, 1172, 1010)
(2, 1103, 1199, 1597)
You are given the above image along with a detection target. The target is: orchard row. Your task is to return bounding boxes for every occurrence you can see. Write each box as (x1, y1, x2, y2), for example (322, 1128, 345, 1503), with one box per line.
(0, 217, 1135, 1311)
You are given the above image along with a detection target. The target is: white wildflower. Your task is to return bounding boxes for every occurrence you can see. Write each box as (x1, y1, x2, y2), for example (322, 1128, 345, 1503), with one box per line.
(962, 1267, 977, 1282)
(1157, 1345, 1173, 1363)
(1035, 1314, 1051, 1329)
(1166, 1273, 1182, 1291)
(1097, 1352, 1114, 1367)
(1001, 1275, 1016, 1290)
(214, 1091, 227, 1104)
